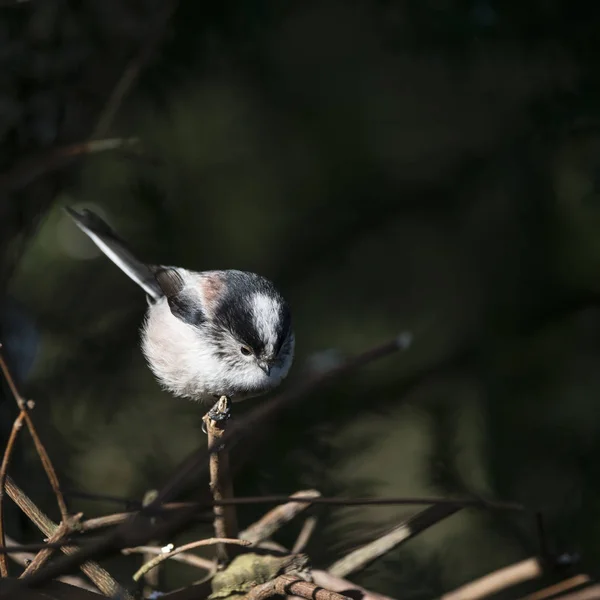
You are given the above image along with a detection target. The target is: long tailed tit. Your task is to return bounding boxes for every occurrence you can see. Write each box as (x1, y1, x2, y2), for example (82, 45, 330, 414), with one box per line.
(65, 208, 295, 405)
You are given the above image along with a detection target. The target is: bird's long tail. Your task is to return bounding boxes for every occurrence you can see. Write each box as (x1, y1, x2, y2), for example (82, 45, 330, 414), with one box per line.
(65, 207, 163, 301)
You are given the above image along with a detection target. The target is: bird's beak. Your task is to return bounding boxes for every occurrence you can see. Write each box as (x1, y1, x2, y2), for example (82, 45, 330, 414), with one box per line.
(258, 361, 271, 376)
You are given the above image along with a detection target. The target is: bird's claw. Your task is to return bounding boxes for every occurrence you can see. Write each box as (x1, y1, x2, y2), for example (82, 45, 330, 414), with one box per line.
(202, 396, 232, 434)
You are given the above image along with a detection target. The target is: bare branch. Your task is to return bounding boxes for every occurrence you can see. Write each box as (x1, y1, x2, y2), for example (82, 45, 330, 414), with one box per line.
(312, 570, 397, 600)
(122, 545, 215, 571)
(554, 584, 600, 600)
(244, 573, 350, 600)
(92, 0, 178, 138)
(0, 412, 25, 576)
(292, 517, 318, 554)
(203, 397, 238, 564)
(329, 504, 460, 578)
(4, 477, 132, 599)
(132, 538, 250, 582)
(441, 558, 542, 600)
(241, 490, 320, 545)
(4, 535, 97, 592)
(0, 349, 68, 520)
(519, 574, 592, 600)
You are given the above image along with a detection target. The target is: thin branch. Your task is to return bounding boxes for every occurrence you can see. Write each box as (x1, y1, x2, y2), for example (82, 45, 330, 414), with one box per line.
(554, 584, 600, 600)
(0, 138, 139, 191)
(519, 575, 591, 600)
(292, 517, 318, 554)
(203, 397, 238, 564)
(132, 538, 250, 582)
(92, 0, 178, 138)
(4, 535, 97, 592)
(312, 570, 397, 600)
(240, 490, 321, 545)
(4, 476, 132, 599)
(20, 412, 68, 519)
(20, 518, 76, 577)
(0, 412, 25, 576)
(329, 504, 460, 578)
(0, 349, 68, 519)
(244, 574, 350, 600)
(441, 558, 542, 600)
(122, 545, 215, 571)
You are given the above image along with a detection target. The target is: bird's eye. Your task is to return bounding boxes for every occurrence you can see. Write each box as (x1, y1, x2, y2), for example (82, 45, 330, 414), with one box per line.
(240, 346, 252, 356)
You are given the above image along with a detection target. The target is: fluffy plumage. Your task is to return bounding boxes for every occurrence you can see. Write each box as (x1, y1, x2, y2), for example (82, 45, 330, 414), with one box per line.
(66, 208, 295, 403)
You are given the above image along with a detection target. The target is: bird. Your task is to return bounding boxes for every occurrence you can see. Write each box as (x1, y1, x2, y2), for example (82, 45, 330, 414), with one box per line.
(65, 207, 295, 409)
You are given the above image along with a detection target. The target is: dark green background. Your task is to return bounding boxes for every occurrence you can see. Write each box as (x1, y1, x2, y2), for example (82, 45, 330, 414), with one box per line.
(3, 1, 600, 597)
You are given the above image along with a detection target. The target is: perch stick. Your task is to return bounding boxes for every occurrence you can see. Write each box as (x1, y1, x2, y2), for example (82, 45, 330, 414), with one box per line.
(203, 396, 238, 564)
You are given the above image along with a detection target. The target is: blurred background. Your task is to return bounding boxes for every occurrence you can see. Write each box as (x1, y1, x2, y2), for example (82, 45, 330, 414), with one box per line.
(3, 0, 600, 597)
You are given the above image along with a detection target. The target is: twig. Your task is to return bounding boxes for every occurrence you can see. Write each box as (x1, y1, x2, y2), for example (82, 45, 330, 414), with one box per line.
(141, 490, 159, 598)
(122, 545, 215, 571)
(555, 585, 600, 600)
(4, 535, 97, 592)
(441, 558, 542, 600)
(4, 476, 132, 599)
(0, 138, 139, 191)
(329, 504, 460, 578)
(312, 570, 397, 600)
(203, 396, 238, 564)
(292, 517, 318, 554)
(92, 0, 178, 138)
(132, 538, 250, 582)
(244, 573, 350, 600)
(240, 490, 321, 545)
(20, 517, 77, 577)
(519, 575, 591, 600)
(0, 412, 25, 576)
(0, 349, 68, 519)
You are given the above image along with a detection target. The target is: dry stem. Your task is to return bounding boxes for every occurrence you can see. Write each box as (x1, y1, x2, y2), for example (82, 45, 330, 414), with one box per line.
(520, 574, 592, 600)
(0, 349, 68, 517)
(312, 570, 397, 600)
(203, 396, 238, 564)
(292, 517, 318, 554)
(240, 490, 320, 545)
(0, 411, 25, 576)
(441, 558, 542, 600)
(122, 545, 215, 571)
(132, 537, 250, 582)
(243, 573, 351, 600)
(4, 476, 132, 599)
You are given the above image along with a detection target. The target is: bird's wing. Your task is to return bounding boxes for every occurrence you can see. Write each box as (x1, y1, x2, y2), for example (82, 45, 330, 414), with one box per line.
(65, 206, 163, 301)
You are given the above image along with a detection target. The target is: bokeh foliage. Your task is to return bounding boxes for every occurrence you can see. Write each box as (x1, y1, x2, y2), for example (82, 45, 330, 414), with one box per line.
(5, 0, 600, 596)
